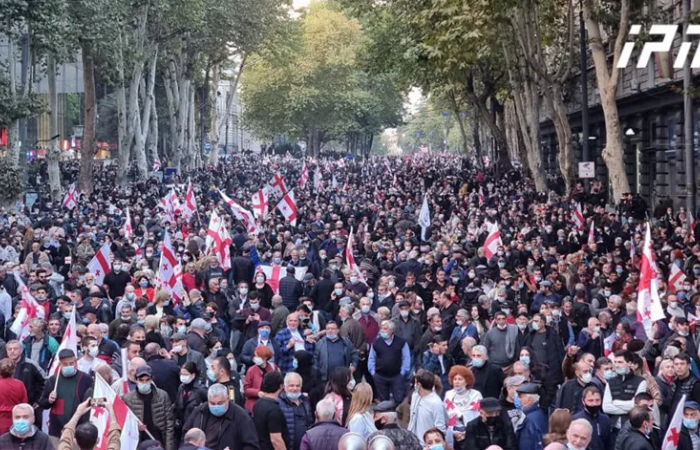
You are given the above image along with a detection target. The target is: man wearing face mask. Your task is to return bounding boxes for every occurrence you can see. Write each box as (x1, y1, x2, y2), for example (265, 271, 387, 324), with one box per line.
(603, 350, 647, 438)
(572, 386, 612, 450)
(678, 400, 700, 450)
(108, 303, 135, 340)
(553, 362, 594, 414)
(0, 403, 53, 449)
(38, 349, 92, 439)
(103, 259, 131, 299)
(22, 318, 58, 372)
(183, 383, 258, 450)
(367, 400, 422, 449)
(481, 311, 520, 368)
(170, 333, 206, 381)
(240, 322, 281, 369)
(614, 406, 656, 450)
(123, 365, 175, 450)
(233, 292, 272, 355)
(207, 356, 244, 407)
(462, 397, 517, 450)
(524, 313, 565, 387)
(514, 383, 548, 450)
(279, 266, 303, 311)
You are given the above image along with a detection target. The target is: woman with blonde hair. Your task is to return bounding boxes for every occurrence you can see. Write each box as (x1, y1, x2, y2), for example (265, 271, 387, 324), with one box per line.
(345, 382, 377, 439)
(543, 408, 571, 446)
(146, 289, 174, 319)
(143, 315, 166, 348)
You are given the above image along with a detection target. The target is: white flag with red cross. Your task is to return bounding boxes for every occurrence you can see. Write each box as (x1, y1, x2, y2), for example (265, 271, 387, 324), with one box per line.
(345, 228, 365, 284)
(251, 188, 269, 219)
(205, 210, 233, 271)
(256, 265, 308, 294)
(63, 183, 78, 210)
(636, 223, 665, 338)
(276, 190, 298, 226)
(483, 222, 502, 259)
(159, 189, 181, 223)
(603, 332, 616, 357)
(300, 163, 309, 188)
(218, 190, 262, 235)
(90, 373, 140, 450)
(87, 242, 112, 285)
(10, 271, 45, 340)
(182, 180, 196, 221)
(478, 187, 485, 207)
(124, 207, 133, 239)
(587, 220, 596, 246)
(158, 230, 184, 303)
(314, 170, 323, 192)
(269, 172, 288, 198)
(153, 159, 161, 172)
(669, 264, 687, 294)
(48, 305, 77, 376)
(662, 394, 686, 450)
(572, 202, 584, 231)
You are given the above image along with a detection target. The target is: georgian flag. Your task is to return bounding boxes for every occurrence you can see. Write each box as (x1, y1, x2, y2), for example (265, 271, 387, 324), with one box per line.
(124, 207, 133, 239)
(257, 265, 308, 294)
(669, 264, 687, 294)
(87, 242, 112, 285)
(345, 228, 365, 284)
(182, 181, 196, 221)
(478, 187, 485, 207)
(158, 230, 184, 303)
(300, 163, 309, 188)
(314, 171, 323, 192)
(159, 189, 181, 223)
(90, 373, 140, 450)
(153, 159, 161, 172)
(572, 202, 584, 231)
(251, 188, 269, 219)
(276, 190, 298, 226)
(483, 221, 502, 259)
(63, 183, 78, 210)
(218, 190, 262, 235)
(636, 223, 665, 338)
(10, 271, 46, 340)
(662, 394, 686, 450)
(269, 172, 288, 198)
(587, 220, 596, 246)
(418, 195, 430, 241)
(205, 210, 233, 271)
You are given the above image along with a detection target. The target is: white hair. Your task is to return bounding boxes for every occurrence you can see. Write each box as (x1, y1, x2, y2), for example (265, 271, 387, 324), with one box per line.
(472, 345, 488, 357)
(569, 418, 593, 436)
(207, 383, 228, 399)
(284, 372, 302, 386)
(12, 403, 33, 417)
(380, 320, 395, 332)
(316, 398, 336, 421)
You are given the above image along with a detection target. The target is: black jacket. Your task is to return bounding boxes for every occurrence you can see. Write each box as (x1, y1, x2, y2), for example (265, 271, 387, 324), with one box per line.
(279, 275, 303, 310)
(472, 361, 504, 399)
(615, 428, 655, 450)
(147, 355, 182, 404)
(231, 256, 255, 285)
(524, 328, 565, 385)
(463, 413, 517, 450)
(13, 356, 46, 405)
(183, 401, 259, 450)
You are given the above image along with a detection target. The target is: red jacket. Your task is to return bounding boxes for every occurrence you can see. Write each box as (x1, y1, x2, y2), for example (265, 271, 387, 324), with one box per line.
(0, 377, 28, 433)
(243, 363, 278, 412)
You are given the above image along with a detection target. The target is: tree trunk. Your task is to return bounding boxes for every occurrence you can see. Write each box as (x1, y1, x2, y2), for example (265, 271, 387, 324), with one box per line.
(208, 64, 221, 166)
(133, 48, 158, 181)
(550, 84, 575, 193)
(584, 1, 631, 202)
(147, 100, 159, 170)
(470, 108, 484, 170)
(47, 55, 61, 202)
(79, 41, 96, 194)
(6, 32, 20, 167)
(465, 77, 512, 172)
(187, 83, 197, 169)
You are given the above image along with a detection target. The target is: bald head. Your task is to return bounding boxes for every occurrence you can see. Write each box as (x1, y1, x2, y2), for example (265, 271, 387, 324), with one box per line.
(144, 343, 160, 358)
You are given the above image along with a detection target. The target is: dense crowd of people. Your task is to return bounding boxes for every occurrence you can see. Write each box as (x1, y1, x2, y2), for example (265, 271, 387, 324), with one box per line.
(0, 152, 697, 450)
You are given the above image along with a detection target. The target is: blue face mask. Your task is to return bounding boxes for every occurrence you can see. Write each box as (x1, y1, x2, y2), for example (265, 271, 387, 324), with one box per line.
(455, 386, 466, 393)
(209, 404, 226, 417)
(684, 418, 698, 430)
(137, 383, 151, 394)
(204, 323, 212, 331)
(604, 370, 615, 380)
(137, 320, 145, 326)
(61, 366, 76, 377)
(520, 356, 531, 366)
(616, 367, 627, 376)
(178, 325, 186, 334)
(140, 282, 148, 288)
(259, 329, 270, 340)
(514, 396, 523, 410)
(207, 369, 217, 382)
(379, 331, 389, 340)
(286, 391, 302, 400)
(63, 313, 71, 320)
(472, 358, 484, 368)
(429, 445, 445, 450)
(326, 333, 337, 340)
(11, 419, 30, 435)
(292, 359, 298, 369)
